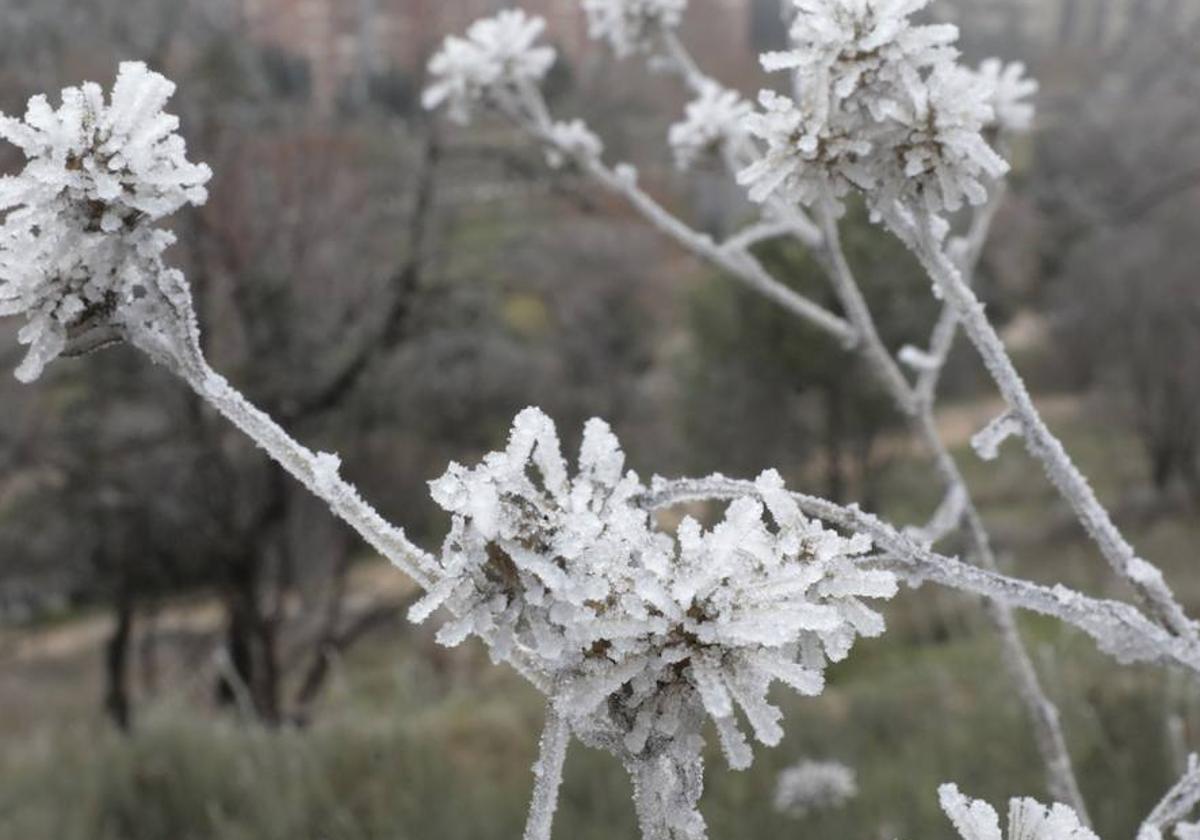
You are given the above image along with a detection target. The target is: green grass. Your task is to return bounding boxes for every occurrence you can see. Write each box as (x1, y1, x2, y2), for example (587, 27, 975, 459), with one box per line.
(0, 613, 1188, 840)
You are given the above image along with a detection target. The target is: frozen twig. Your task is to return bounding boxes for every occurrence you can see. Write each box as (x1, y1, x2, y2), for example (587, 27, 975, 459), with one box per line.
(907, 485, 968, 547)
(1139, 756, 1200, 840)
(523, 704, 573, 840)
(579, 152, 853, 343)
(914, 183, 1007, 408)
(908, 212, 1198, 642)
(972, 411, 1024, 462)
(642, 476, 1200, 676)
(816, 196, 1087, 819)
(719, 218, 794, 255)
(178, 358, 439, 590)
(815, 195, 918, 414)
(506, 85, 855, 345)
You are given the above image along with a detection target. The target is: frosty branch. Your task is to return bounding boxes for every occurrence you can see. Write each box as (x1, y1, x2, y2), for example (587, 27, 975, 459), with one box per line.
(3, 2, 1199, 839)
(420, 0, 1088, 816)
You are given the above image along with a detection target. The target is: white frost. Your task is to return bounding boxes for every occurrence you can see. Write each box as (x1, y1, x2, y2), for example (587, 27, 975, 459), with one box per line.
(0, 62, 211, 381)
(971, 411, 1024, 462)
(976, 59, 1039, 135)
(939, 783, 1097, 840)
(413, 408, 894, 836)
(422, 10, 557, 124)
(738, 0, 1014, 217)
(668, 82, 752, 170)
(581, 0, 688, 58)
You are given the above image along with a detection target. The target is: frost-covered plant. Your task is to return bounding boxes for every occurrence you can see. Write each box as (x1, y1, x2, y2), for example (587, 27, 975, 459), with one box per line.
(738, 0, 1011, 217)
(738, 88, 874, 207)
(668, 82, 752, 170)
(873, 62, 1009, 213)
(412, 407, 894, 836)
(773, 759, 858, 817)
(1138, 756, 1200, 840)
(976, 59, 1039, 135)
(6, 3, 1200, 838)
(939, 784, 1098, 840)
(0, 61, 210, 382)
(581, 0, 688, 58)
(421, 9, 556, 124)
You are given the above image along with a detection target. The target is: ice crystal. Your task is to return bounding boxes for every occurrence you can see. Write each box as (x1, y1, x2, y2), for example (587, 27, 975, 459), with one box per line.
(581, 0, 688, 58)
(668, 82, 753, 170)
(413, 408, 895, 801)
(774, 759, 858, 817)
(0, 62, 211, 382)
(939, 784, 1098, 840)
(422, 10, 557, 124)
(739, 0, 1017, 217)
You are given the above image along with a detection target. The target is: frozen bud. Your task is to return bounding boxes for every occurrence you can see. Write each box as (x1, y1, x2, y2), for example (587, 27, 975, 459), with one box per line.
(975, 59, 1038, 135)
(422, 10, 557, 124)
(939, 784, 1098, 840)
(581, 0, 688, 58)
(668, 82, 752, 171)
(0, 62, 210, 381)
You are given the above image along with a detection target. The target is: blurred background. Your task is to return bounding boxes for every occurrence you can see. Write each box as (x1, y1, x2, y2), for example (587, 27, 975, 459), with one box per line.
(0, 0, 1198, 837)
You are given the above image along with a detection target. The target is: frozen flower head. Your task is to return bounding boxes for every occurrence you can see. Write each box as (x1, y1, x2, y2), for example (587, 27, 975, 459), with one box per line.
(881, 63, 1010, 214)
(582, 0, 688, 58)
(739, 90, 874, 207)
(414, 407, 895, 818)
(668, 83, 753, 171)
(0, 62, 211, 382)
(773, 759, 858, 817)
(763, 0, 959, 120)
(975, 59, 1038, 135)
(740, 0, 1020, 220)
(422, 10, 557, 124)
(939, 784, 1098, 840)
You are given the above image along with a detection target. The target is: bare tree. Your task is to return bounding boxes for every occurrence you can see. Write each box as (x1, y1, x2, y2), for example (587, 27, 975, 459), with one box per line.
(1041, 2, 1200, 505)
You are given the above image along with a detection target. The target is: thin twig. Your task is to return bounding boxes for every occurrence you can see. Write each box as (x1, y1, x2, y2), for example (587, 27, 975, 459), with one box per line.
(640, 476, 1200, 675)
(178, 361, 439, 590)
(1140, 755, 1200, 840)
(908, 210, 1198, 642)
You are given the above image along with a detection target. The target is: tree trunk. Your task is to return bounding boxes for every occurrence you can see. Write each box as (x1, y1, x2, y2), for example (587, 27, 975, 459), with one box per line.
(1149, 442, 1176, 496)
(822, 382, 847, 502)
(104, 584, 135, 732)
(217, 554, 281, 724)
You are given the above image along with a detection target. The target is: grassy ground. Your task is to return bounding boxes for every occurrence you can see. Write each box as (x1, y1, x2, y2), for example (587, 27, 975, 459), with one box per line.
(1, 393, 1198, 840)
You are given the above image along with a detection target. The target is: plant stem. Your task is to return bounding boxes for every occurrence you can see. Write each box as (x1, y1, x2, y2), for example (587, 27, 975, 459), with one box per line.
(910, 212, 1197, 642)
(523, 704, 572, 840)
(817, 199, 1088, 819)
